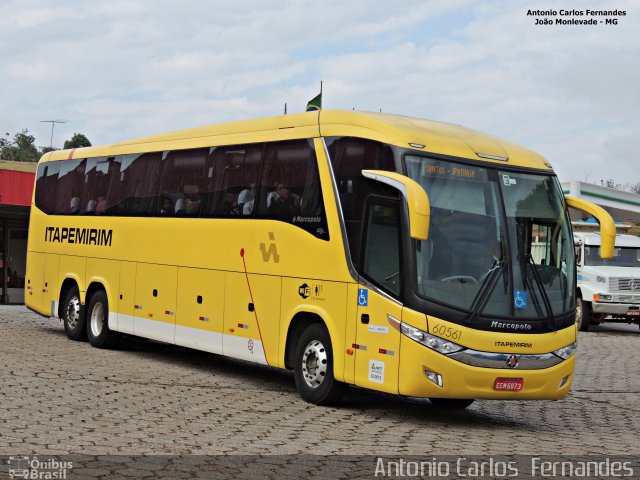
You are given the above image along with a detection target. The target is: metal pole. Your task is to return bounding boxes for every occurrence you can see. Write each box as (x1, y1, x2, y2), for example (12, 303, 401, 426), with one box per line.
(40, 120, 69, 150)
(1, 218, 7, 304)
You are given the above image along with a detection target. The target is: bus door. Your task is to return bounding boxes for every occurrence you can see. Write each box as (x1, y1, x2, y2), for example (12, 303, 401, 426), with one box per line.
(354, 288, 402, 393)
(353, 198, 403, 393)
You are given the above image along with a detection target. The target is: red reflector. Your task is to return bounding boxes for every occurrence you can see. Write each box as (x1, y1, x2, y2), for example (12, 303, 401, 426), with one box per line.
(494, 378, 524, 391)
(626, 310, 640, 316)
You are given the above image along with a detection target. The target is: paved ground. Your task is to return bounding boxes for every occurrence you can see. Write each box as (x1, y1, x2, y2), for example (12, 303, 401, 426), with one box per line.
(1, 305, 639, 460)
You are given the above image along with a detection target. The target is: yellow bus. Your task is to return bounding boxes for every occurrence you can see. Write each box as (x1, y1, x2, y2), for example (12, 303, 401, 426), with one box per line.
(25, 110, 614, 407)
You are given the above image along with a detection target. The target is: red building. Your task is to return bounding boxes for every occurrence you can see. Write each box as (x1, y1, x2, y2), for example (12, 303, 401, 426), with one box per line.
(0, 160, 36, 304)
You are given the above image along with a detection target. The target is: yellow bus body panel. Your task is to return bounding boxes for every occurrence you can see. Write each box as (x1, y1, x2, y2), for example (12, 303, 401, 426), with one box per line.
(26, 110, 574, 401)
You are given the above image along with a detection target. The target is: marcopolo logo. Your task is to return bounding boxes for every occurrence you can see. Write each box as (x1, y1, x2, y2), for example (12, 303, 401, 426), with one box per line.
(44, 226, 112, 246)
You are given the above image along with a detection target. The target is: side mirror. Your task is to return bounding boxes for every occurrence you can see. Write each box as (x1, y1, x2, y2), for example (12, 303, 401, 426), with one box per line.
(565, 196, 615, 259)
(361, 170, 430, 240)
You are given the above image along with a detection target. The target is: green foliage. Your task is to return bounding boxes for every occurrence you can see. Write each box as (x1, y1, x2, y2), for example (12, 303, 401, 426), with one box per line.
(63, 132, 92, 149)
(0, 129, 93, 162)
(0, 129, 40, 162)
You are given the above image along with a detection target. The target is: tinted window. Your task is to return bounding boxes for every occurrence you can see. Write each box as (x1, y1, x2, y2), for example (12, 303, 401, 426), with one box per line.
(55, 159, 86, 215)
(257, 140, 328, 239)
(103, 152, 162, 216)
(32, 138, 327, 233)
(362, 199, 401, 297)
(327, 137, 396, 265)
(35, 162, 61, 214)
(157, 149, 208, 217)
(203, 144, 263, 217)
(81, 157, 111, 215)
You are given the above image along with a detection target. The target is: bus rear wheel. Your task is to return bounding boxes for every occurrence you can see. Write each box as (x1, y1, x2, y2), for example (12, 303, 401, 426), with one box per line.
(62, 285, 86, 341)
(87, 290, 121, 349)
(429, 398, 474, 409)
(293, 323, 345, 405)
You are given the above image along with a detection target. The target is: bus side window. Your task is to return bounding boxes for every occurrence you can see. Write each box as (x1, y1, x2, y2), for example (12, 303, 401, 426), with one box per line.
(203, 145, 262, 217)
(327, 137, 397, 266)
(35, 162, 61, 214)
(361, 198, 401, 297)
(108, 152, 162, 216)
(156, 148, 208, 217)
(54, 159, 86, 215)
(81, 157, 110, 215)
(257, 139, 328, 239)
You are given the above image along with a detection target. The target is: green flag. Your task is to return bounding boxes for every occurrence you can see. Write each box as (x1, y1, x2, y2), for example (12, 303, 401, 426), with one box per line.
(306, 92, 322, 112)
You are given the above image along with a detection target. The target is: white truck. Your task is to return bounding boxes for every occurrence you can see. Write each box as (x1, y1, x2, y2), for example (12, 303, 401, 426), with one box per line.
(574, 226, 640, 331)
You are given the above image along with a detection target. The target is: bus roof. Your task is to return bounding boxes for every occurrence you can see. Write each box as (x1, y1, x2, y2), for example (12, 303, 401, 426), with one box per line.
(41, 110, 551, 171)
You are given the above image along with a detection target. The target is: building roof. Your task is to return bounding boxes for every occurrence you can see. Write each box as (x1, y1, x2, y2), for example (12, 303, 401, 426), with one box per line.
(563, 181, 640, 223)
(41, 110, 552, 170)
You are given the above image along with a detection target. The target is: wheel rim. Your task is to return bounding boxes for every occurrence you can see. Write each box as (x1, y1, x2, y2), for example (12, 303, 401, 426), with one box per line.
(301, 339, 328, 389)
(90, 302, 105, 338)
(66, 296, 81, 328)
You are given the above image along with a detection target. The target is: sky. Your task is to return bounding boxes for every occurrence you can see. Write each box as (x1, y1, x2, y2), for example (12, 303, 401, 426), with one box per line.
(1, 0, 638, 185)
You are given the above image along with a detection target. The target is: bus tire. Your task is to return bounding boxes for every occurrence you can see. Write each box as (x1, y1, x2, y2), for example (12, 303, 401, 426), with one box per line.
(576, 296, 591, 332)
(86, 290, 120, 349)
(293, 323, 345, 405)
(62, 285, 86, 341)
(429, 398, 474, 409)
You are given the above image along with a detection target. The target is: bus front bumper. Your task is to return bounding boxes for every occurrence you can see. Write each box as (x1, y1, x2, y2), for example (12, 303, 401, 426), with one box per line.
(398, 335, 575, 400)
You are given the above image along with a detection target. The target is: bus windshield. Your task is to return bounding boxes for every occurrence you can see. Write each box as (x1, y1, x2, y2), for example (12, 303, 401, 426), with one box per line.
(405, 155, 575, 321)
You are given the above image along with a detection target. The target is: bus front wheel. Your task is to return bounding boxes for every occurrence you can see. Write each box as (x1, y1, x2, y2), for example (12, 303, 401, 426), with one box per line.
(87, 290, 121, 349)
(62, 285, 86, 341)
(293, 323, 345, 405)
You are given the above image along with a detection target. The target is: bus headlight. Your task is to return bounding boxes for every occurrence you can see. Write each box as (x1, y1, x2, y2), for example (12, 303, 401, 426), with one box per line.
(388, 315, 465, 354)
(552, 342, 577, 360)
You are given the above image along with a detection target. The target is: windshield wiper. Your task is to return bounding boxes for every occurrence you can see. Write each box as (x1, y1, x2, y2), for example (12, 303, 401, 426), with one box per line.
(525, 253, 556, 329)
(465, 229, 508, 324)
(465, 259, 505, 324)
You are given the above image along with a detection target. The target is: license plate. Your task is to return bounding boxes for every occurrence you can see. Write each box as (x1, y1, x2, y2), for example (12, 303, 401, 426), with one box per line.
(494, 378, 524, 391)
(626, 310, 640, 316)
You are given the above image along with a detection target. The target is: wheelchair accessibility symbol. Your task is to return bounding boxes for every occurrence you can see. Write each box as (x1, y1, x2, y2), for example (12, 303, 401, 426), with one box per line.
(358, 288, 369, 307)
(514, 290, 527, 310)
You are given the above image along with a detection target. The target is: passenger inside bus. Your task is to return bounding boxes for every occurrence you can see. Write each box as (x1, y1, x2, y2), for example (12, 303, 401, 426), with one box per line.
(268, 183, 300, 217)
(159, 196, 173, 215)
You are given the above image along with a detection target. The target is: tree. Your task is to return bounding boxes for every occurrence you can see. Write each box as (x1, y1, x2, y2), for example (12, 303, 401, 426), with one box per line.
(599, 179, 640, 194)
(0, 129, 40, 162)
(63, 133, 92, 149)
(626, 183, 640, 195)
(600, 178, 621, 190)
